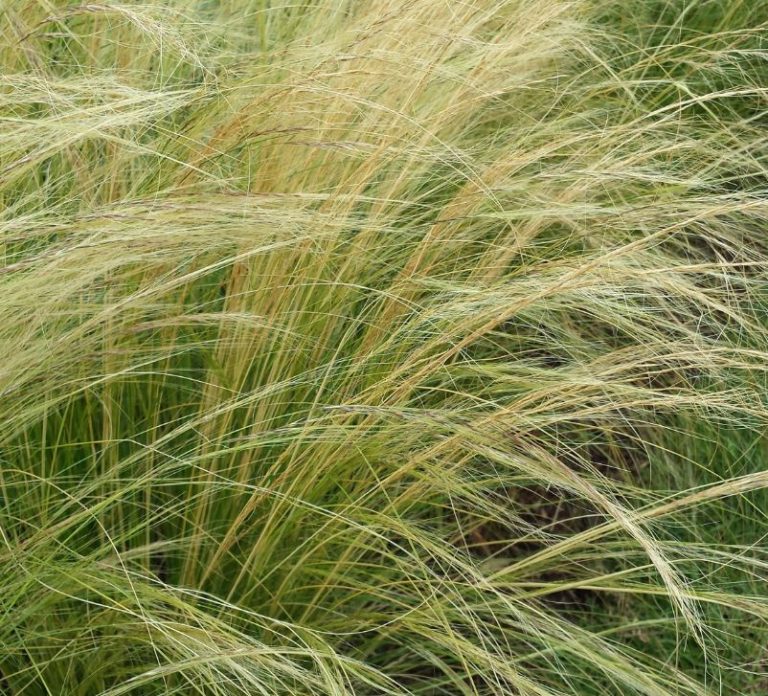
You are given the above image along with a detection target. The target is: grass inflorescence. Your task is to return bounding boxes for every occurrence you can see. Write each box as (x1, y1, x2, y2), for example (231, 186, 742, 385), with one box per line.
(0, 1, 767, 694)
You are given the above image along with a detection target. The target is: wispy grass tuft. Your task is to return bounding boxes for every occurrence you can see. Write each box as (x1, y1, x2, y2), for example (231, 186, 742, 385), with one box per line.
(1, 1, 767, 694)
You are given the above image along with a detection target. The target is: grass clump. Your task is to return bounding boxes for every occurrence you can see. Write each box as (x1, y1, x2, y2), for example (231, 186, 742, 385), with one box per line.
(0, 1, 767, 694)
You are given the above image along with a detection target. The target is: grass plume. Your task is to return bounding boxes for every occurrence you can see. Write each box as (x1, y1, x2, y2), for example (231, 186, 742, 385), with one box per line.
(0, 1, 767, 694)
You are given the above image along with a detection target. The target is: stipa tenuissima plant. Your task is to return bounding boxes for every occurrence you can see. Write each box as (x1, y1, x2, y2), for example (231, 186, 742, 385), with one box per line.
(0, 1, 767, 694)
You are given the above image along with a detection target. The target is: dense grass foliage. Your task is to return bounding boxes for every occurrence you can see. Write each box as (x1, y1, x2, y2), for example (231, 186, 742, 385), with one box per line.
(1, 1, 767, 694)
